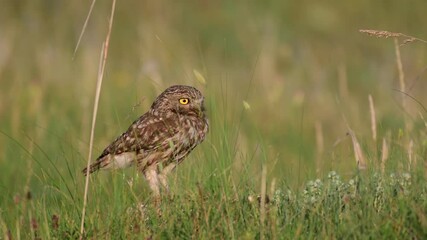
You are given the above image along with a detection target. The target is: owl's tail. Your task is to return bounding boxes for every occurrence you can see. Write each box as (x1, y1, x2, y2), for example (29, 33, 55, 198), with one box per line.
(82, 153, 134, 176)
(82, 161, 103, 176)
(82, 155, 111, 176)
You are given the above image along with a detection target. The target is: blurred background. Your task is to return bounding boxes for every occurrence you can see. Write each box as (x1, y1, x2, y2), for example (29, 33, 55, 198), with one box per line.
(1, 0, 426, 192)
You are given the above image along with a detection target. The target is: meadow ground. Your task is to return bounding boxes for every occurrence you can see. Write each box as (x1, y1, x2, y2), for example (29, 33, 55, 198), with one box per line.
(0, 1, 427, 239)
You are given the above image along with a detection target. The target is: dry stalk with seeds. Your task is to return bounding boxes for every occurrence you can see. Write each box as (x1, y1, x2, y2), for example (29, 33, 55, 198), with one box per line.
(359, 29, 427, 46)
(360, 29, 427, 171)
(361, 29, 408, 116)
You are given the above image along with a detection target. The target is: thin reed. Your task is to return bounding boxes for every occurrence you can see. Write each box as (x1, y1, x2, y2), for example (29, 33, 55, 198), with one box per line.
(80, 0, 116, 237)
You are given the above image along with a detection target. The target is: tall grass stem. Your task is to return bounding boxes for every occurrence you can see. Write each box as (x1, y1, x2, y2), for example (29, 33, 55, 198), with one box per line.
(394, 38, 407, 116)
(368, 94, 377, 142)
(80, 0, 116, 237)
(260, 164, 267, 240)
(73, 0, 97, 58)
(381, 138, 389, 174)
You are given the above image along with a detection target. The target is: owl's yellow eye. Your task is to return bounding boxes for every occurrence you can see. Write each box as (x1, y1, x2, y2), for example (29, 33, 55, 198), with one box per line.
(179, 98, 189, 105)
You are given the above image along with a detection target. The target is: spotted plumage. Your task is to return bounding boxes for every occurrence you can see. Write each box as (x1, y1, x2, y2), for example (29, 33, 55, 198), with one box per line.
(82, 85, 209, 195)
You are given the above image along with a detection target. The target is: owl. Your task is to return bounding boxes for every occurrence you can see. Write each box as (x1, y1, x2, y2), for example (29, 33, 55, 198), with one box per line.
(82, 85, 209, 196)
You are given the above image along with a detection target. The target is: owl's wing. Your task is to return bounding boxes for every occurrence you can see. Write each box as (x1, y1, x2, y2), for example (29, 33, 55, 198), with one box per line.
(97, 113, 179, 160)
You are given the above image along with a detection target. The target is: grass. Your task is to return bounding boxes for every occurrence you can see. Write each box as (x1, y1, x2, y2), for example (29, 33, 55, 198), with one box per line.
(1, 0, 427, 239)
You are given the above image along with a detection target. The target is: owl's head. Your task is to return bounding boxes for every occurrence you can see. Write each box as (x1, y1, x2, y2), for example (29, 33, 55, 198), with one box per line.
(150, 85, 206, 117)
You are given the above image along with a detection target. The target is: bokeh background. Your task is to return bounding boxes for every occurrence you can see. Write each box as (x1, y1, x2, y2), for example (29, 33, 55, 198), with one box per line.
(1, 0, 426, 193)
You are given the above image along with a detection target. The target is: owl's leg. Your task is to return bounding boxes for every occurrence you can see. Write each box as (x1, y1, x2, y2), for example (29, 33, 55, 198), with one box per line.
(158, 163, 177, 193)
(144, 168, 162, 215)
(157, 174, 169, 193)
(144, 168, 160, 197)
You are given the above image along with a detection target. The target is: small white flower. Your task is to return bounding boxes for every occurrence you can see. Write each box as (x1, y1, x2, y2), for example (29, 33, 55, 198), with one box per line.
(402, 173, 411, 181)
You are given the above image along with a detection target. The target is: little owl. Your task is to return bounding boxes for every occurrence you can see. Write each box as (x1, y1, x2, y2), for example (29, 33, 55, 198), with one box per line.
(82, 85, 209, 196)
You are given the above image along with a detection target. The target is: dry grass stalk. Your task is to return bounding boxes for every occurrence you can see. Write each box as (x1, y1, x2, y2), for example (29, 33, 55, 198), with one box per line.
(73, 0, 97, 57)
(425, 157, 427, 180)
(360, 29, 417, 132)
(0, 214, 9, 240)
(18, 139, 35, 229)
(359, 29, 427, 45)
(347, 127, 367, 170)
(80, 0, 116, 238)
(260, 164, 267, 240)
(381, 138, 389, 174)
(315, 121, 324, 175)
(408, 139, 414, 171)
(359, 29, 401, 38)
(394, 38, 406, 107)
(270, 177, 276, 199)
(243, 100, 251, 111)
(368, 95, 377, 142)
(419, 112, 427, 130)
(193, 69, 207, 85)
